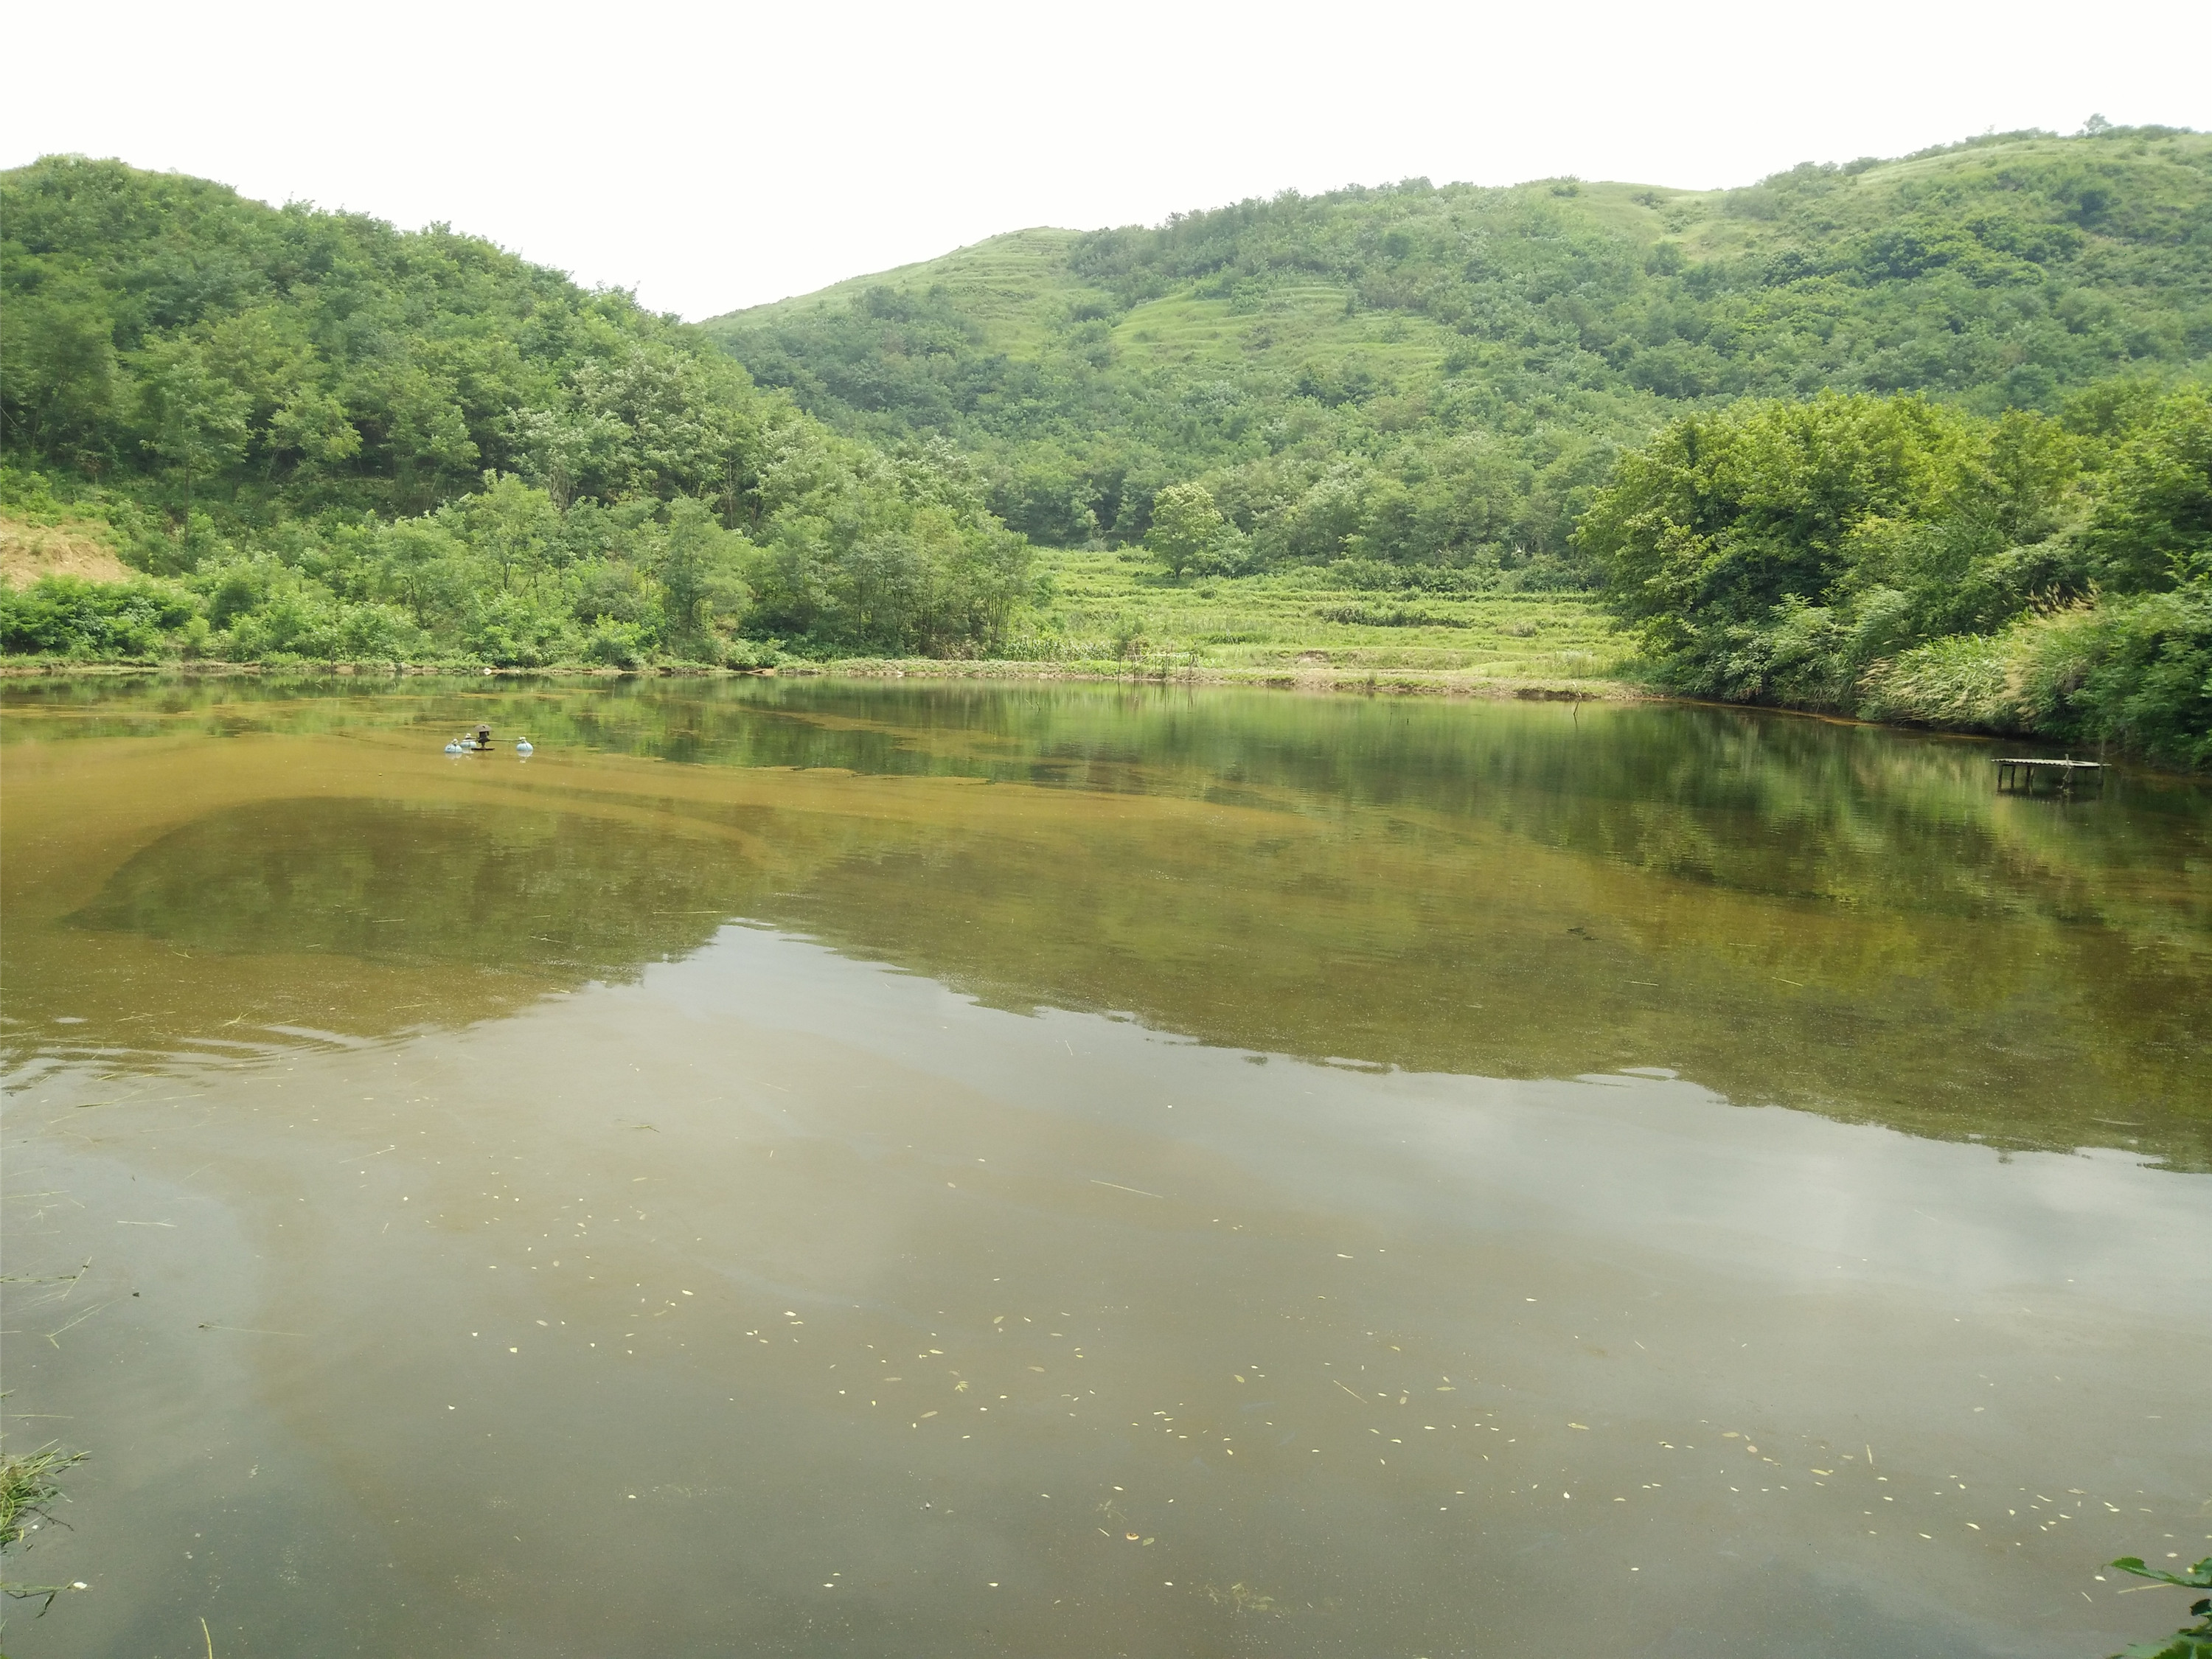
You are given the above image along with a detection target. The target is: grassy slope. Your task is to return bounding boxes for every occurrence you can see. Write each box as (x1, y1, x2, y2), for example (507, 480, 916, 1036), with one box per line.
(1119, 136, 2211, 385)
(710, 132, 2212, 397)
(1, 512, 134, 588)
(740, 229, 1093, 353)
(981, 554, 1630, 692)
(730, 237, 1475, 378)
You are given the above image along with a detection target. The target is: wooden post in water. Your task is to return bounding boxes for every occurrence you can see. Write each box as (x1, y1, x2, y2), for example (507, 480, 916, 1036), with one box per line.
(1995, 756, 2104, 796)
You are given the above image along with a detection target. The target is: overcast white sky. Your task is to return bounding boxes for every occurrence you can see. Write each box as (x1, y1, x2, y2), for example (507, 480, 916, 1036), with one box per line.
(7, 0, 2207, 320)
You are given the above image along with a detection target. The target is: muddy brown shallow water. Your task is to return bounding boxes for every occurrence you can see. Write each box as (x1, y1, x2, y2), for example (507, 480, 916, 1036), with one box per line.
(3, 679, 2208, 1658)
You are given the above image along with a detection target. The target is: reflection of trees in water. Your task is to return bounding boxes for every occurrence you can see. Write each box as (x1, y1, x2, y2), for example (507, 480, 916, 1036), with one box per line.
(69, 799, 756, 978)
(772, 812, 2212, 1171)
(10, 678, 2208, 1166)
(10, 676, 2207, 936)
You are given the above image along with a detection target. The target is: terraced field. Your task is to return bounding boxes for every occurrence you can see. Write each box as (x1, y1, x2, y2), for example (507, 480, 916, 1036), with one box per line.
(825, 548, 1637, 693)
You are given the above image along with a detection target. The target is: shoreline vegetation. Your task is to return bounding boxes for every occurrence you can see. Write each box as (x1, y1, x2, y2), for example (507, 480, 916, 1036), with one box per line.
(0, 653, 1641, 700)
(4, 125, 2208, 766)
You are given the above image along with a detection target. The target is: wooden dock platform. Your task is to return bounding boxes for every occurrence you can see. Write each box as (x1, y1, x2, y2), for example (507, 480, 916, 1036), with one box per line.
(1996, 757, 2104, 794)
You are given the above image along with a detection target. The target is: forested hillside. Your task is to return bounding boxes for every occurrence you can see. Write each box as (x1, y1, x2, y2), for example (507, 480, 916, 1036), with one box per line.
(0, 156, 1032, 664)
(706, 126, 2212, 588)
(3, 140, 2205, 766)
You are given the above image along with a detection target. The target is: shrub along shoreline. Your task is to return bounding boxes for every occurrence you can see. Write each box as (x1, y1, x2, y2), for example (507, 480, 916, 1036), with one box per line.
(5, 595, 2198, 774)
(1576, 385, 2212, 771)
(0, 651, 1644, 701)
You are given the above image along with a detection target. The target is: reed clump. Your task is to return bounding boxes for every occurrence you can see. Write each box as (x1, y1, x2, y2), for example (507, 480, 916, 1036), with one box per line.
(1, 1441, 88, 1618)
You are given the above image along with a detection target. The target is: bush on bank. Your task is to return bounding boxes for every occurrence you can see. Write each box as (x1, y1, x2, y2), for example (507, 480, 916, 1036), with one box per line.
(1576, 383, 2212, 768)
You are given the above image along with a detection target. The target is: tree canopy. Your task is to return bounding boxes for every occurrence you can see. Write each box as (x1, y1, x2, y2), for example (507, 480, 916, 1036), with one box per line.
(1, 156, 1032, 664)
(1575, 384, 2212, 767)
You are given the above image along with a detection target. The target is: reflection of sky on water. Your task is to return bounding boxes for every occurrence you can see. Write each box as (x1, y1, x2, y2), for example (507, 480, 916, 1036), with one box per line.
(8, 922, 2205, 1659)
(675, 926, 2211, 1317)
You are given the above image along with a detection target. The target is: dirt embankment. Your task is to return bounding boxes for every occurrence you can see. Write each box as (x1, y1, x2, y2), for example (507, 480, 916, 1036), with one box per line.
(0, 515, 137, 589)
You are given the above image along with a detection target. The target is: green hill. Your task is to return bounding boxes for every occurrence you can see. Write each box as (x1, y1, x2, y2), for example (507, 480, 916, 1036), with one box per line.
(3, 136, 2204, 757)
(703, 126, 2212, 583)
(0, 156, 1030, 664)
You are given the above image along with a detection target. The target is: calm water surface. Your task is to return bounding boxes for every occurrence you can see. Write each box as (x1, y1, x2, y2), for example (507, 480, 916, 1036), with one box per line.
(3, 678, 2208, 1658)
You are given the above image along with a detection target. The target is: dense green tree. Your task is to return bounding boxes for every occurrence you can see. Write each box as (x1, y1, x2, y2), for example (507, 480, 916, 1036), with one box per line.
(1144, 481, 1228, 580)
(134, 338, 251, 524)
(0, 275, 119, 467)
(2081, 385, 2212, 585)
(1579, 385, 2211, 765)
(1576, 392, 1986, 684)
(453, 473, 561, 594)
(0, 156, 1035, 667)
(647, 497, 754, 657)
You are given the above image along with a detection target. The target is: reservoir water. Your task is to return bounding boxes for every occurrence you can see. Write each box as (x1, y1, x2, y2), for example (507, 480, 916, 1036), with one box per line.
(3, 678, 2207, 1658)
